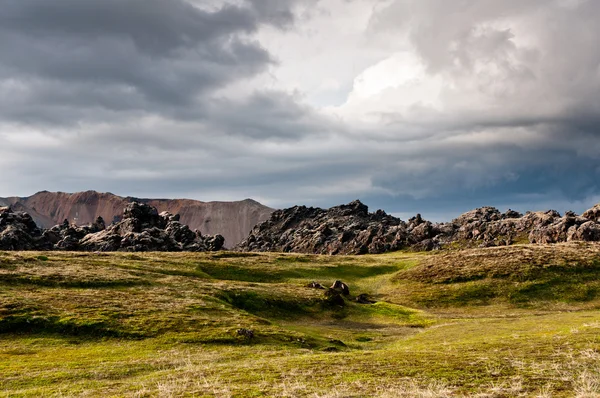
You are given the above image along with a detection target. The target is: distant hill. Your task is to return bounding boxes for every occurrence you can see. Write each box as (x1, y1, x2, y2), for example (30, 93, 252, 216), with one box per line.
(0, 191, 274, 247)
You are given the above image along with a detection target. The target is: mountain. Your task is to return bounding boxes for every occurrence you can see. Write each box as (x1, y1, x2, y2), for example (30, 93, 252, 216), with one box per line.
(0, 191, 274, 247)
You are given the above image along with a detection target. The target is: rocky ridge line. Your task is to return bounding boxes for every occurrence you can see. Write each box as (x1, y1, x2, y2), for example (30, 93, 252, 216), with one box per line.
(236, 200, 600, 254)
(0, 202, 224, 252)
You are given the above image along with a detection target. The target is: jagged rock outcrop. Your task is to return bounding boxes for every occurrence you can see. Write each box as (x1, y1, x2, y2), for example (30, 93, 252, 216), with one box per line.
(0, 206, 49, 250)
(237, 200, 600, 254)
(0, 190, 273, 247)
(5, 195, 600, 254)
(441, 205, 600, 248)
(583, 204, 600, 223)
(238, 200, 410, 254)
(40, 216, 107, 251)
(0, 203, 224, 252)
(80, 203, 224, 252)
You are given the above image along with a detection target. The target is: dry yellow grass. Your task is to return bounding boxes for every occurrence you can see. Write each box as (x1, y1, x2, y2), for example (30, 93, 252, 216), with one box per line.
(2, 245, 600, 396)
(405, 242, 600, 283)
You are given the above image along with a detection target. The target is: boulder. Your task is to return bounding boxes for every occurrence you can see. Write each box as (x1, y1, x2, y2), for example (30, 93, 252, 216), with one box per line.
(569, 221, 600, 242)
(0, 224, 38, 250)
(78, 202, 225, 252)
(453, 207, 502, 225)
(356, 293, 376, 304)
(165, 221, 196, 246)
(55, 235, 81, 251)
(408, 213, 425, 229)
(529, 211, 593, 244)
(583, 204, 600, 223)
(91, 216, 106, 232)
(204, 234, 225, 251)
(503, 209, 523, 219)
(307, 281, 326, 290)
(0, 207, 49, 250)
(236, 328, 254, 339)
(159, 211, 180, 222)
(409, 221, 435, 242)
(330, 280, 350, 296)
(237, 200, 410, 254)
(79, 230, 123, 252)
(324, 290, 346, 307)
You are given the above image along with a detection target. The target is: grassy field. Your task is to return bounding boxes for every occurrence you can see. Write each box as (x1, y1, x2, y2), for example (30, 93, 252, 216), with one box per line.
(2, 243, 600, 397)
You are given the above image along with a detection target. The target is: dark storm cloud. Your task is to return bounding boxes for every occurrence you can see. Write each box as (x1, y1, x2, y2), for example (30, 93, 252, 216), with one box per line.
(334, 0, 600, 217)
(1, 0, 257, 52)
(0, 0, 294, 124)
(2, 0, 600, 221)
(0, 0, 329, 203)
(204, 91, 333, 140)
(360, 113, 600, 218)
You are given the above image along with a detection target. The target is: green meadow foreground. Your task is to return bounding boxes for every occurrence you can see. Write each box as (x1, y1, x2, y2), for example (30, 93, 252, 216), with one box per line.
(2, 244, 600, 397)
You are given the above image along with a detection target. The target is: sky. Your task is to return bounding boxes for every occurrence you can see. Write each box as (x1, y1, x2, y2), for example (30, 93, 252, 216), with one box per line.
(1, 0, 599, 220)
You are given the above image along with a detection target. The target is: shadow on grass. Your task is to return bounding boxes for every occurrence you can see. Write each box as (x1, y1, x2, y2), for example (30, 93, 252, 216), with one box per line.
(274, 255, 314, 263)
(210, 252, 263, 259)
(0, 274, 151, 289)
(186, 330, 327, 349)
(216, 290, 327, 320)
(0, 315, 144, 339)
(412, 265, 600, 307)
(431, 260, 600, 285)
(501, 264, 600, 304)
(508, 278, 599, 304)
(198, 264, 400, 284)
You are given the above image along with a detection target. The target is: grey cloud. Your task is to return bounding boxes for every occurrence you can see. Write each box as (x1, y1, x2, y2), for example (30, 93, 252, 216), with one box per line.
(204, 91, 333, 140)
(2, 0, 600, 222)
(370, 0, 600, 88)
(351, 0, 600, 209)
(368, 0, 546, 69)
(1, 0, 258, 54)
(0, 0, 293, 125)
(246, 0, 296, 28)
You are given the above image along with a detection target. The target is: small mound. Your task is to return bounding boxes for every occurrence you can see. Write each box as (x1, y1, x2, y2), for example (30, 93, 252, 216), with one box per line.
(401, 242, 600, 284)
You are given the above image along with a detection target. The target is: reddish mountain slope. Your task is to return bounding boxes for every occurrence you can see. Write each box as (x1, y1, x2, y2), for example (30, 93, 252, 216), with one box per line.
(0, 191, 273, 247)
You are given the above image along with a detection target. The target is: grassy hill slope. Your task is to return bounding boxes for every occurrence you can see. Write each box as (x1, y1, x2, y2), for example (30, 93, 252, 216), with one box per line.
(2, 244, 600, 397)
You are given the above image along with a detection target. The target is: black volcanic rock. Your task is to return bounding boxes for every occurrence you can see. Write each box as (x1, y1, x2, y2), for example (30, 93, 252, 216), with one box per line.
(583, 204, 600, 223)
(0, 206, 49, 250)
(5, 198, 600, 254)
(237, 201, 600, 254)
(237, 200, 410, 254)
(0, 203, 224, 253)
(80, 202, 225, 252)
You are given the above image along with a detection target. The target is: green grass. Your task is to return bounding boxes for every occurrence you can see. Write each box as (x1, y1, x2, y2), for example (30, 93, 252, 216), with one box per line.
(1, 244, 600, 396)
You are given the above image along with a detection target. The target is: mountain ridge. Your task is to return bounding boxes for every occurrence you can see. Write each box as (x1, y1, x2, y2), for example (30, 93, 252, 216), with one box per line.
(0, 190, 274, 247)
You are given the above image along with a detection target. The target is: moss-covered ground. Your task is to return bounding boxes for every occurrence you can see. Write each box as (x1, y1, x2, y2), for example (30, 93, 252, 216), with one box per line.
(2, 243, 600, 396)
